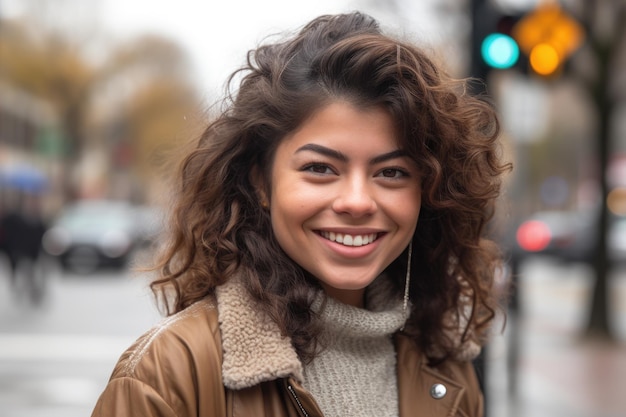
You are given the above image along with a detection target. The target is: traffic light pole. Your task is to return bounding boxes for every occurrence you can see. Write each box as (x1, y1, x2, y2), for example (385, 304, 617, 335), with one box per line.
(469, 0, 489, 96)
(468, 2, 489, 412)
(468, 1, 522, 415)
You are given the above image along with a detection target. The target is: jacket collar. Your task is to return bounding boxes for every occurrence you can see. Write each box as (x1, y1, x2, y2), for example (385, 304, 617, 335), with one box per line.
(215, 276, 303, 390)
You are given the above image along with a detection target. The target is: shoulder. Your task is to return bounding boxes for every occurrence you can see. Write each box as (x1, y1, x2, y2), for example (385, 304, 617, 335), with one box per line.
(114, 298, 221, 379)
(93, 298, 225, 416)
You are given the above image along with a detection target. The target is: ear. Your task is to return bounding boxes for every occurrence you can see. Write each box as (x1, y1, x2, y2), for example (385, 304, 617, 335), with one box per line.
(249, 165, 270, 208)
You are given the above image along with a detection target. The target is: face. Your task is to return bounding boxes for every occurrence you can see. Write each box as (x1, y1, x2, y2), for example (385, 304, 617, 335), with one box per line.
(267, 101, 422, 307)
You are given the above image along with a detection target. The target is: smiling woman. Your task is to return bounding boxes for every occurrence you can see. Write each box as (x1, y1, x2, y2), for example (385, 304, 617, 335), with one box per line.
(268, 102, 421, 307)
(91, 11, 511, 417)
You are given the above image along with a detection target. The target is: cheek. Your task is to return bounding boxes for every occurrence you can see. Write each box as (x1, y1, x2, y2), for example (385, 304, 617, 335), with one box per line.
(269, 194, 316, 262)
(270, 182, 307, 232)
(271, 172, 327, 213)
(271, 188, 322, 230)
(398, 208, 421, 235)
(385, 191, 421, 225)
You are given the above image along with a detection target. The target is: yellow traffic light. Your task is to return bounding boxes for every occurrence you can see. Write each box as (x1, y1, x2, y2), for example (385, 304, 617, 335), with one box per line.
(529, 43, 560, 75)
(512, 4, 584, 76)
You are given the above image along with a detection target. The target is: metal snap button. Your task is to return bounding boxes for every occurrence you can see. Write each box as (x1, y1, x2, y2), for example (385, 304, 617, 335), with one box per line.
(430, 383, 447, 399)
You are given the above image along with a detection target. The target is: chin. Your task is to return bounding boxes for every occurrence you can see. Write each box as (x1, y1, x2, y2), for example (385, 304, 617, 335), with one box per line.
(323, 276, 378, 291)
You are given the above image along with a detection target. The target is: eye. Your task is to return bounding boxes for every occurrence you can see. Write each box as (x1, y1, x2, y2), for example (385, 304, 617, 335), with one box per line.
(377, 168, 409, 179)
(301, 163, 336, 175)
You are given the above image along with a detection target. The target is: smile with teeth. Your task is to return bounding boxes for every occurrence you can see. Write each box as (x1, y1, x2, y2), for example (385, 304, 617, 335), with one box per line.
(319, 231, 380, 247)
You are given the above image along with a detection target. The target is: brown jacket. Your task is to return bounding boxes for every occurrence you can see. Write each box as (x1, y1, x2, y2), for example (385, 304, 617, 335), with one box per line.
(91, 278, 483, 417)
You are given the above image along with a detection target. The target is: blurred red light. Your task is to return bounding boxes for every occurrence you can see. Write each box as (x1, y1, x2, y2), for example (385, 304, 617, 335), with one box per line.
(516, 220, 552, 251)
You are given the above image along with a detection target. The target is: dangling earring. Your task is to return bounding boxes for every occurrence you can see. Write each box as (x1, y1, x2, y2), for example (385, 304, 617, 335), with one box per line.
(403, 240, 413, 311)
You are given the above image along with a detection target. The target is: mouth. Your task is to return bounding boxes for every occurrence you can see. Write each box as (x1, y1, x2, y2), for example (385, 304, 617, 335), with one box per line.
(318, 231, 381, 247)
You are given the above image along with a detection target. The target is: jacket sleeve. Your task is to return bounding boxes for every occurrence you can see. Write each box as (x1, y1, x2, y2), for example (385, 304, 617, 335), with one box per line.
(91, 377, 178, 417)
(90, 300, 227, 417)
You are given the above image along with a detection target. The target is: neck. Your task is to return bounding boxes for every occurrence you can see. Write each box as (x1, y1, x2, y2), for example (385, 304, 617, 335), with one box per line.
(319, 283, 365, 307)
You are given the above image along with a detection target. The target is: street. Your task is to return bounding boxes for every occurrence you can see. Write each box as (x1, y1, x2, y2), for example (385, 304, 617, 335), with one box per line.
(0, 256, 161, 417)
(487, 257, 626, 417)
(0, 255, 625, 417)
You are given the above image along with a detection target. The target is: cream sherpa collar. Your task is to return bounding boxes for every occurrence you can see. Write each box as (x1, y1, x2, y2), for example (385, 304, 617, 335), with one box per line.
(215, 277, 303, 390)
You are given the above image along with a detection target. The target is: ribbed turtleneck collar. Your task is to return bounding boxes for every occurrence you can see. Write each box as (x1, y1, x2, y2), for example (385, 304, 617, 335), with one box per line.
(311, 295, 408, 339)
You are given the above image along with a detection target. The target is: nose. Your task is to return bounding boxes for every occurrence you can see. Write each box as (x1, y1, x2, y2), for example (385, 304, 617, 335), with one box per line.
(331, 176, 377, 217)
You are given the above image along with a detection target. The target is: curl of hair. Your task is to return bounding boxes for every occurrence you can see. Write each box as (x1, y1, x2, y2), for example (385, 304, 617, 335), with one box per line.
(150, 12, 512, 363)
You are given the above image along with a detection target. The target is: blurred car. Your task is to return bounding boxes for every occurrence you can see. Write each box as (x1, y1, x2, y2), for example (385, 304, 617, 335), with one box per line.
(509, 208, 626, 265)
(42, 200, 156, 273)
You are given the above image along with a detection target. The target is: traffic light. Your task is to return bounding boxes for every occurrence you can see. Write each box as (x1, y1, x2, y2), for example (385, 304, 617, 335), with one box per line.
(480, 15, 521, 70)
(481, 34, 519, 70)
(528, 43, 561, 76)
(471, 2, 585, 81)
(512, 4, 584, 77)
(470, 1, 525, 88)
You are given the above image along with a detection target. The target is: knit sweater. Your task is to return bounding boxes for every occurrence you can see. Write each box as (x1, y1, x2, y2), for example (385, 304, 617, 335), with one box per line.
(302, 288, 408, 417)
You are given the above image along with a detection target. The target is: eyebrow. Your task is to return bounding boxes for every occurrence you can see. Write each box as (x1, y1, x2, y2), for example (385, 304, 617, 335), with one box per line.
(295, 143, 408, 165)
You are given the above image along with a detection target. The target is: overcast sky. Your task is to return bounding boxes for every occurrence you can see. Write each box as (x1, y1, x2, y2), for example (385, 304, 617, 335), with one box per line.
(101, 0, 366, 97)
(98, 0, 459, 98)
(1, 0, 463, 99)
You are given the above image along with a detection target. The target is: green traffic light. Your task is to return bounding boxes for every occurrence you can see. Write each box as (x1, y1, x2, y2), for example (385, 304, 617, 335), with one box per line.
(481, 33, 520, 69)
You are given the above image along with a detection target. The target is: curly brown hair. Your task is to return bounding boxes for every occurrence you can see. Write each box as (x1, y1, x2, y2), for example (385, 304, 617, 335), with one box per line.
(150, 12, 511, 363)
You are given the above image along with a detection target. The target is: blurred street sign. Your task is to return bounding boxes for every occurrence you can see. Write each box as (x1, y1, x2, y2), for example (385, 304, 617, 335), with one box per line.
(497, 73, 549, 142)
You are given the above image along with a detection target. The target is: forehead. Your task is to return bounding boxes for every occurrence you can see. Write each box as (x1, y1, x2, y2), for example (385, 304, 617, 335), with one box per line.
(277, 101, 401, 154)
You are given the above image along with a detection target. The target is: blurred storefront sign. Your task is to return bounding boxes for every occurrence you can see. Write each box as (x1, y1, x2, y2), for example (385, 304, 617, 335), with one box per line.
(36, 127, 67, 158)
(0, 163, 49, 194)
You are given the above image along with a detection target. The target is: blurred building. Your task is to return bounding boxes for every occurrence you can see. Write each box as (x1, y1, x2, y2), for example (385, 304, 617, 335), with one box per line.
(0, 83, 63, 217)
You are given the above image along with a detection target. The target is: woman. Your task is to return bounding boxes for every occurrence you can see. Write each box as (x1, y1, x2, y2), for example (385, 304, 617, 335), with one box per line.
(92, 12, 510, 417)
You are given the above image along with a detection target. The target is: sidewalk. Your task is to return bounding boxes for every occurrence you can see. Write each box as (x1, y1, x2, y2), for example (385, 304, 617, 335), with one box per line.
(486, 258, 626, 417)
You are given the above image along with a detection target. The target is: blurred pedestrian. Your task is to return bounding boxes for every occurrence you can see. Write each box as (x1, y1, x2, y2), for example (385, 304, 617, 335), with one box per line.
(92, 12, 510, 417)
(0, 207, 21, 285)
(0, 204, 18, 279)
(0, 192, 47, 303)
